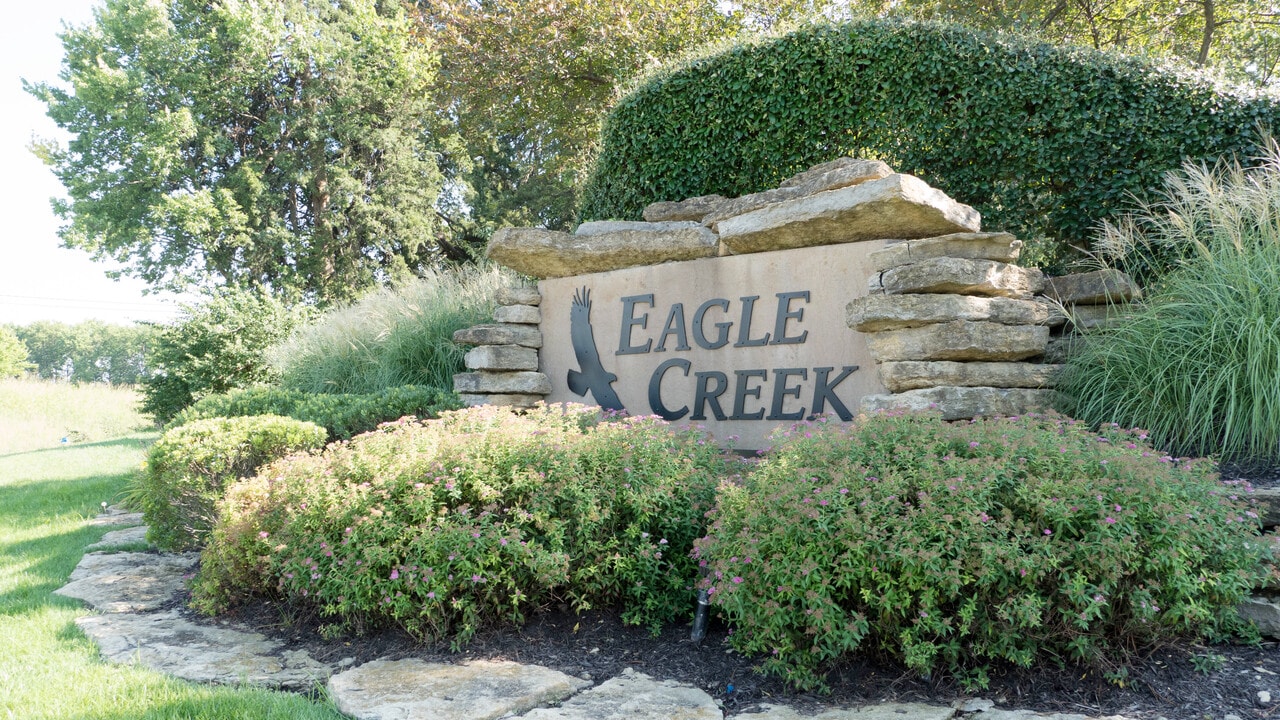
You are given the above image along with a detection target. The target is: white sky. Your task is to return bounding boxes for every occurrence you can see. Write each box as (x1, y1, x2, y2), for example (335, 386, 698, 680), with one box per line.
(0, 0, 189, 326)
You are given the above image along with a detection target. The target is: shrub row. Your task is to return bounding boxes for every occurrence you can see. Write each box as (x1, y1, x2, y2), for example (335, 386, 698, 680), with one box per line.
(168, 385, 463, 439)
(582, 19, 1278, 263)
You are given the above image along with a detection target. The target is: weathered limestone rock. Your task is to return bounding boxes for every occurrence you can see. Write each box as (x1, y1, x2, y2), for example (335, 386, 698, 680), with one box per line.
(487, 226, 717, 278)
(497, 286, 542, 306)
(1043, 269, 1140, 305)
(54, 552, 198, 613)
(453, 324, 542, 349)
(520, 668, 720, 720)
(465, 345, 539, 372)
(327, 658, 589, 720)
(864, 321, 1049, 362)
(1042, 335, 1083, 365)
(860, 386, 1057, 420)
(868, 232, 1022, 272)
(1253, 487, 1280, 527)
(459, 393, 545, 409)
(879, 258, 1045, 299)
(716, 174, 981, 255)
(738, 702, 954, 720)
(575, 220, 702, 236)
(1036, 297, 1070, 327)
(85, 525, 150, 551)
(878, 361, 1062, 393)
(701, 186, 807, 228)
(779, 157, 894, 193)
(643, 194, 727, 223)
(847, 294, 1053, 333)
(88, 505, 144, 527)
(973, 711, 1130, 720)
(1064, 303, 1125, 331)
(1241, 596, 1280, 638)
(493, 304, 541, 325)
(77, 610, 330, 690)
(454, 372, 552, 395)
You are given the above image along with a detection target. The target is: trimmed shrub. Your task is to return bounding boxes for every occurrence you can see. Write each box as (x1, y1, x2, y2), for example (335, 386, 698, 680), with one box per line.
(138, 415, 327, 551)
(1059, 142, 1280, 463)
(169, 385, 464, 439)
(581, 19, 1278, 258)
(270, 265, 515, 395)
(192, 405, 736, 644)
(696, 412, 1265, 691)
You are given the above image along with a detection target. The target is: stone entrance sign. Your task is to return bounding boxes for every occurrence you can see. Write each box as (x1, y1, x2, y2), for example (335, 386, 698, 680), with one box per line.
(538, 242, 890, 448)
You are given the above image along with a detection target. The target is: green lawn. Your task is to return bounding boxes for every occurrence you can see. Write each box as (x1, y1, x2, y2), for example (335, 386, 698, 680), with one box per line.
(0, 379, 345, 720)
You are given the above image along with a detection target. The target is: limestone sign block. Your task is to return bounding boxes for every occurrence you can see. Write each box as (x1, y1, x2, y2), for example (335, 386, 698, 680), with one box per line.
(1043, 269, 1140, 305)
(497, 286, 542, 306)
(643, 194, 727, 223)
(847, 294, 1053, 333)
(877, 361, 1062, 393)
(864, 321, 1048, 362)
(487, 226, 717, 279)
(454, 371, 552, 395)
(328, 658, 590, 720)
(465, 345, 540, 372)
(459, 393, 545, 409)
(77, 610, 331, 690)
(879, 257, 1045, 299)
(860, 386, 1057, 421)
(453, 323, 543, 348)
(700, 186, 808, 228)
(493, 304, 541, 325)
(867, 232, 1022, 272)
(54, 551, 199, 613)
(716, 174, 981, 255)
(1240, 596, 1280, 639)
(520, 668, 721, 720)
(740, 702, 955, 720)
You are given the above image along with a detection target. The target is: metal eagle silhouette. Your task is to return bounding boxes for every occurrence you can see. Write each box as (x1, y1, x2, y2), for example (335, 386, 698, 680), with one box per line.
(566, 287, 624, 411)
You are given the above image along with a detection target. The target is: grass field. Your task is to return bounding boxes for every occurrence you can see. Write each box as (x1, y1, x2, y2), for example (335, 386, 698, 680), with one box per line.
(0, 379, 344, 720)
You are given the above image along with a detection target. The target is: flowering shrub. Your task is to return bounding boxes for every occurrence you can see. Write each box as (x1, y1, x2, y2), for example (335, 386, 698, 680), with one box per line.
(192, 405, 734, 645)
(696, 412, 1266, 690)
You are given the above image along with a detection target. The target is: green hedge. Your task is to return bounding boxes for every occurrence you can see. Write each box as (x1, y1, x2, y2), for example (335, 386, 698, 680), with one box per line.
(168, 385, 464, 440)
(138, 415, 328, 551)
(581, 19, 1279, 254)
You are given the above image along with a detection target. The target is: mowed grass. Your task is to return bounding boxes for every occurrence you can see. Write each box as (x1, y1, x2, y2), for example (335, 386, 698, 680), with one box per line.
(0, 379, 344, 720)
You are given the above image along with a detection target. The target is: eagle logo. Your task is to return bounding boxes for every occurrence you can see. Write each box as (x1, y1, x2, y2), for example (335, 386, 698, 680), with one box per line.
(566, 287, 624, 411)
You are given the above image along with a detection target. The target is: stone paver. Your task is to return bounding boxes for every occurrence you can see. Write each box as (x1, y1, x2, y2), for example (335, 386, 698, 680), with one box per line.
(518, 668, 721, 720)
(328, 658, 590, 720)
(88, 504, 144, 527)
(734, 701, 955, 720)
(77, 610, 330, 690)
(85, 525, 150, 551)
(54, 551, 198, 612)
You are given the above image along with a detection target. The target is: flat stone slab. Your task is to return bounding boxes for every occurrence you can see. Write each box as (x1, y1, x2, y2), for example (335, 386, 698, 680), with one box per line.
(717, 174, 980, 255)
(453, 324, 543, 349)
(519, 668, 720, 720)
(458, 393, 545, 409)
(487, 226, 718, 279)
(1240, 596, 1280, 638)
(55, 551, 198, 613)
(328, 658, 589, 720)
(493, 304, 541, 325)
(498, 287, 542, 306)
(847, 294, 1052, 333)
(644, 194, 728, 223)
(736, 702, 954, 720)
(778, 157, 894, 194)
(1043, 269, 1140, 305)
(465, 345, 540, 372)
(88, 505, 144, 527)
(454, 371, 551, 395)
(864, 321, 1049, 362)
(868, 232, 1022, 272)
(85, 525, 151, 551)
(77, 610, 330, 690)
(861, 386, 1057, 421)
(880, 258, 1045, 299)
(971, 711, 1132, 720)
(878, 361, 1062, 393)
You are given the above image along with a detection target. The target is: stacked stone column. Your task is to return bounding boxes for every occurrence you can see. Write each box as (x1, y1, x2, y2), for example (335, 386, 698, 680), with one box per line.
(1042, 269, 1141, 363)
(452, 287, 551, 409)
(849, 232, 1065, 419)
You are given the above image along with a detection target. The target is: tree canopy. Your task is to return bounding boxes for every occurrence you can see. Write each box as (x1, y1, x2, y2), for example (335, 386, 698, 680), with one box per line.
(29, 0, 445, 304)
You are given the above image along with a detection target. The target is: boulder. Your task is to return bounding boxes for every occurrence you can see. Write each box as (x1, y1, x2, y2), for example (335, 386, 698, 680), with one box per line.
(487, 226, 717, 278)
(716, 174, 981, 255)
(1043, 269, 1140, 305)
(868, 232, 1022, 272)
(878, 361, 1062, 392)
(879, 257, 1045, 299)
(327, 658, 590, 720)
(458, 393, 545, 409)
(453, 323, 542, 348)
(864, 321, 1048, 362)
(1253, 487, 1280, 527)
(1240, 596, 1280, 639)
(497, 286, 542, 306)
(465, 346, 540, 372)
(519, 668, 721, 720)
(454, 372, 552, 395)
(493, 304, 541, 325)
(54, 551, 199, 613)
(642, 194, 727, 223)
(847, 294, 1053, 333)
(860, 386, 1057, 420)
